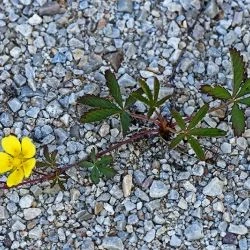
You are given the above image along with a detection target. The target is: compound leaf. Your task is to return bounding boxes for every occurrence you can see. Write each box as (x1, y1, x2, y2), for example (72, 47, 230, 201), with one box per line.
(120, 111, 131, 135)
(77, 95, 119, 109)
(154, 77, 160, 102)
(188, 136, 205, 161)
(188, 104, 209, 129)
(105, 70, 123, 108)
(139, 79, 153, 101)
(131, 91, 150, 105)
(190, 128, 226, 137)
(231, 103, 245, 136)
(236, 79, 250, 98)
(98, 165, 116, 179)
(124, 88, 143, 108)
(90, 167, 100, 184)
(169, 133, 185, 149)
(230, 48, 246, 96)
(80, 108, 120, 123)
(201, 85, 232, 100)
(147, 107, 155, 118)
(96, 155, 113, 168)
(238, 97, 250, 106)
(156, 95, 171, 107)
(79, 161, 94, 168)
(171, 110, 186, 130)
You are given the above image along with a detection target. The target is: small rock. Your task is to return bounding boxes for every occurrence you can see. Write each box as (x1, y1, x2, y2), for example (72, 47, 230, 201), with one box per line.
(27, 107, 40, 118)
(19, 195, 34, 208)
(99, 124, 110, 137)
(149, 180, 168, 198)
(236, 137, 248, 150)
(244, 178, 250, 190)
(228, 224, 248, 235)
(170, 235, 182, 247)
(23, 208, 41, 220)
(0, 112, 13, 127)
(81, 238, 95, 250)
(102, 237, 124, 250)
(0, 206, 9, 220)
(28, 14, 43, 25)
(39, 2, 65, 16)
(184, 222, 204, 241)
(12, 221, 26, 232)
(118, 73, 136, 87)
(16, 24, 32, 37)
(29, 226, 43, 239)
(205, 0, 220, 18)
(144, 229, 156, 243)
(117, 0, 133, 13)
(237, 199, 249, 213)
(203, 177, 224, 196)
(122, 174, 133, 197)
(207, 61, 219, 76)
(221, 142, 231, 154)
(7, 98, 22, 112)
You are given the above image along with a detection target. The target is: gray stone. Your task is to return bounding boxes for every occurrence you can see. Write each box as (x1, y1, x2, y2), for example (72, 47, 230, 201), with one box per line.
(102, 237, 124, 250)
(167, 21, 180, 37)
(184, 222, 204, 241)
(144, 229, 156, 243)
(203, 177, 224, 196)
(28, 14, 43, 25)
(55, 128, 68, 144)
(239, 238, 248, 250)
(29, 226, 43, 239)
(244, 178, 250, 189)
(168, 189, 179, 200)
(7, 98, 22, 112)
(25, 63, 36, 91)
(237, 199, 249, 213)
(0, 206, 9, 220)
(16, 24, 32, 37)
(205, 0, 220, 18)
(221, 142, 231, 154)
(46, 100, 63, 118)
(81, 238, 94, 250)
(33, 53, 44, 67)
(19, 195, 34, 208)
(12, 220, 26, 232)
(52, 52, 67, 64)
(224, 31, 237, 46)
(14, 74, 26, 86)
(118, 74, 136, 87)
(207, 61, 219, 76)
(117, 0, 133, 13)
(170, 235, 182, 247)
(134, 170, 146, 185)
(135, 188, 149, 202)
(0, 112, 14, 127)
(69, 38, 85, 48)
(27, 107, 40, 118)
(23, 208, 41, 220)
(228, 224, 248, 235)
(20, 0, 31, 4)
(128, 214, 139, 225)
(39, 2, 64, 16)
(149, 180, 168, 198)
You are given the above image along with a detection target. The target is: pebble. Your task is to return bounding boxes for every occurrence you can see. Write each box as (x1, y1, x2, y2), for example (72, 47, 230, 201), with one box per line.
(102, 237, 124, 250)
(7, 98, 22, 112)
(39, 2, 64, 16)
(16, 24, 32, 37)
(170, 235, 182, 247)
(0, 206, 9, 220)
(29, 226, 43, 239)
(117, 0, 133, 13)
(0, 112, 13, 127)
(149, 180, 168, 198)
(28, 14, 43, 25)
(12, 220, 26, 232)
(122, 174, 133, 197)
(23, 208, 41, 220)
(221, 142, 232, 154)
(228, 224, 248, 235)
(203, 177, 224, 196)
(237, 199, 249, 213)
(144, 229, 156, 243)
(184, 222, 204, 241)
(19, 195, 34, 208)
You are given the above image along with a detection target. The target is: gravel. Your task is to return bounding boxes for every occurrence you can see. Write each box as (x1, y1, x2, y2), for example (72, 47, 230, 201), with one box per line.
(0, 0, 250, 249)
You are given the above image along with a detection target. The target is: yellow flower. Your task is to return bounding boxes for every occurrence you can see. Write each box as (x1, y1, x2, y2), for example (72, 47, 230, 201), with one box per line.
(0, 135, 36, 187)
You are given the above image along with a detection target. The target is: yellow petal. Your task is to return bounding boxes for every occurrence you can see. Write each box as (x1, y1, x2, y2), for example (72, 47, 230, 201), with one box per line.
(23, 158, 36, 178)
(0, 152, 13, 174)
(21, 137, 36, 158)
(7, 168, 24, 187)
(1, 135, 21, 157)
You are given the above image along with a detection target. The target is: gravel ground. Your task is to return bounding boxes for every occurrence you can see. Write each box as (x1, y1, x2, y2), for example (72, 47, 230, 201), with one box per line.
(0, 0, 250, 249)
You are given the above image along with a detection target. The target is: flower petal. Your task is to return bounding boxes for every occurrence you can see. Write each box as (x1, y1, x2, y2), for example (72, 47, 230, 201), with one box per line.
(23, 158, 36, 178)
(1, 135, 21, 157)
(21, 137, 36, 158)
(0, 152, 13, 174)
(7, 168, 24, 187)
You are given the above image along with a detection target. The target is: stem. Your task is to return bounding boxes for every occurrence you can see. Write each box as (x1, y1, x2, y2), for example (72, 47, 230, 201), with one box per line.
(96, 128, 159, 158)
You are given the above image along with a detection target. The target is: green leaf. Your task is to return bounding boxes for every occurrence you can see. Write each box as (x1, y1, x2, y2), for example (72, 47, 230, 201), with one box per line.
(44, 146, 50, 162)
(156, 95, 171, 107)
(57, 179, 65, 191)
(190, 128, 226, 137)
(77, 95, 119, 109)
(80, 108, 120, 123)
(79, 161, 94, 168)
(105, 70, 123, 108)
(124, 88, 143, 108)
(169, 133, 185, 149)
(90, 148, 96, 163)
(153, 77, 160, 102)
(188, 136, 205, 161)
(200, 85, 232, 100)
(188, 104, 209, 129)
(236, 79, 250, 98)
(147, 107, 155, 118)
(98, 165, 116, 179)
(238, 97, 250, 106)
(231, 103, 245, 136)
(90, 167, 100, 184)
(96, 155, 113, 168)
(36, 161, 49, 168)
(120, 111, 131, 135)
(131, 91, 150, 105)
(50, 150, 58, 163)
(230, 48, 246, 96)
(171, 110, 186, 130)
(139, 79, 153, 101)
